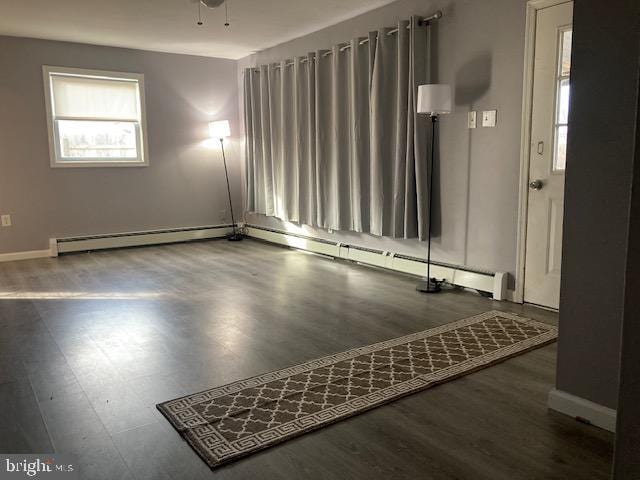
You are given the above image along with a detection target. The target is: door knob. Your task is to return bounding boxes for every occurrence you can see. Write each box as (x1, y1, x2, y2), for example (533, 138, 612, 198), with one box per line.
(529, 179, 544, 191)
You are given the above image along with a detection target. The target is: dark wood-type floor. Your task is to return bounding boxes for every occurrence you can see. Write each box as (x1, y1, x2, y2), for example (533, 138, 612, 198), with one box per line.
(0, 239, 612, 479)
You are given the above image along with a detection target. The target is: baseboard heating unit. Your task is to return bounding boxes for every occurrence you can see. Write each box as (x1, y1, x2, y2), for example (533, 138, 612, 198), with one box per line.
(244, 225, 508, 300)
(53, 224, 235, 255)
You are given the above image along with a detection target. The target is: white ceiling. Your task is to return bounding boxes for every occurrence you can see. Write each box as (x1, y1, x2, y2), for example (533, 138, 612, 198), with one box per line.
(0, 0, 397, 59)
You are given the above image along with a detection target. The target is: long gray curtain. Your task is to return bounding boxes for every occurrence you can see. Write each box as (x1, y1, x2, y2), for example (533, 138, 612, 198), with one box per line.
(244, 17, 429, 239)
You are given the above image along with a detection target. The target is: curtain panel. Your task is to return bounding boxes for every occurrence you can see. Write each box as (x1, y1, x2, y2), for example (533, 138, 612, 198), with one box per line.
(244, 17, 430, 239)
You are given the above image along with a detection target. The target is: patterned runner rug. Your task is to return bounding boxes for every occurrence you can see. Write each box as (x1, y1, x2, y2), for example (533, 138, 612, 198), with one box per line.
(157, 310, 557, 469)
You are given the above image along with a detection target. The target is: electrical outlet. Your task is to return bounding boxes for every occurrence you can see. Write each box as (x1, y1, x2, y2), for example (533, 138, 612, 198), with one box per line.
(1, 214, 11, 227)
(468, 111, 477, 129)
(482, 110, 497, 127)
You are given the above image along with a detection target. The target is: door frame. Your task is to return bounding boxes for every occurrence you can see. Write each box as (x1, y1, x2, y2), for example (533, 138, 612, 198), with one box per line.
(514, 0, 573, 304)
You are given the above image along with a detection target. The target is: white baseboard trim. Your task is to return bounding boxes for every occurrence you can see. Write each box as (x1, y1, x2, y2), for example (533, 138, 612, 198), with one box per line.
(55, 225, 235, 254)
(0, 249, 53, 263)
(1, 225, 237, 262)
(245, 225, 508, 299)
(548, 388, 617, 432)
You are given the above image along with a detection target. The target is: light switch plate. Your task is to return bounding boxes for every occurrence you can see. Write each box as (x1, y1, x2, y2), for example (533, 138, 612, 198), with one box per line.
(468, 111, 477, 129)
(482, 110, 497, 127)
(1, 215, 11, 227)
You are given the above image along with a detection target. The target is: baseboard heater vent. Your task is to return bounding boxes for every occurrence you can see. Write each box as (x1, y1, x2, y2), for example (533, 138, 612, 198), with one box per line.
(54, 224, 235, 254)
(245, 224, 507, 300)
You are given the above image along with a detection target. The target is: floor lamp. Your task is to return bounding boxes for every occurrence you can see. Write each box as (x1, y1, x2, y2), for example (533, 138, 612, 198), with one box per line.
(209, 120, 243, 241)
(415, 84, 452, 293)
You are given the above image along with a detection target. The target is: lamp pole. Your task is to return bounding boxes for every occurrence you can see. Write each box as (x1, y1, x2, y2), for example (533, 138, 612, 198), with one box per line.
(219, 137, 242, 242)
(416, 114, 441, 293)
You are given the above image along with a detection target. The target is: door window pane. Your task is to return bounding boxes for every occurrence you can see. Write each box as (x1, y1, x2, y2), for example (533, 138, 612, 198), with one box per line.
(560, 30, 572, 76)
(554, 125, 568, 171)
(558, 78, 570, 124)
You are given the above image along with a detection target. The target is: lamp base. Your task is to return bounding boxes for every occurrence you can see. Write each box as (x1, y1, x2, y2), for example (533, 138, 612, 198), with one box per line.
(416, 278, 443, 294)
(227, 233, 244, 242)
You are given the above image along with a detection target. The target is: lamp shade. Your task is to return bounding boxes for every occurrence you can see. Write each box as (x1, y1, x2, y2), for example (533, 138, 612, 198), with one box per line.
(209, 120, 231, 139)
(417, 84, 453, 115)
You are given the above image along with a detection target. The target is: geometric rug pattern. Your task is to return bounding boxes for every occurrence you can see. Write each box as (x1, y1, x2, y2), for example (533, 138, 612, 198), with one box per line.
(157, 310, 557, 468)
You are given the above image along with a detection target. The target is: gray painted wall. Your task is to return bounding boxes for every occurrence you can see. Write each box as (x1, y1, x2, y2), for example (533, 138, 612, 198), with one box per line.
(615, 76, 640, 476)
(556, 0, 639, 410)
(0, 36, 241, 254)
(237, 0, 528, 288)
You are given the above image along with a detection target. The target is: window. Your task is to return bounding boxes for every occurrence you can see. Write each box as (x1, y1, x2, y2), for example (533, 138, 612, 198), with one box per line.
(552, 29, 572, 172)
(43, 66, 148, 167)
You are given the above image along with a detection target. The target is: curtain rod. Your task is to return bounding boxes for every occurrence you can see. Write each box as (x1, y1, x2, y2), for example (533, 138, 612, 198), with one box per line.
(246, 10, 442, 72)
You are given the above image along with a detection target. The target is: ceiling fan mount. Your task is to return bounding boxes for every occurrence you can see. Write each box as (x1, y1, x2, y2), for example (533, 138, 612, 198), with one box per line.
(194, 0, 230, 27)
(200, 0, 225, 8)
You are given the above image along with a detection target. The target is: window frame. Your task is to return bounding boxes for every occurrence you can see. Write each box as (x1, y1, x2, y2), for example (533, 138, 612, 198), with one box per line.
(43, 66, 149, 168)
(550, 27, 572, 173)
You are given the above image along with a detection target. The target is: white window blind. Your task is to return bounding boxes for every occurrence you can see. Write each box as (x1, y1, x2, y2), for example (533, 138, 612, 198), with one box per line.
(43, 66, 148, 168)
(51, 76, 140, 120)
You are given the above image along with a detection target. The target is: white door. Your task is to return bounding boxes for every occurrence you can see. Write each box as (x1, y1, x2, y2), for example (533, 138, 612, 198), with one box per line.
(524, 1, 573, 309)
